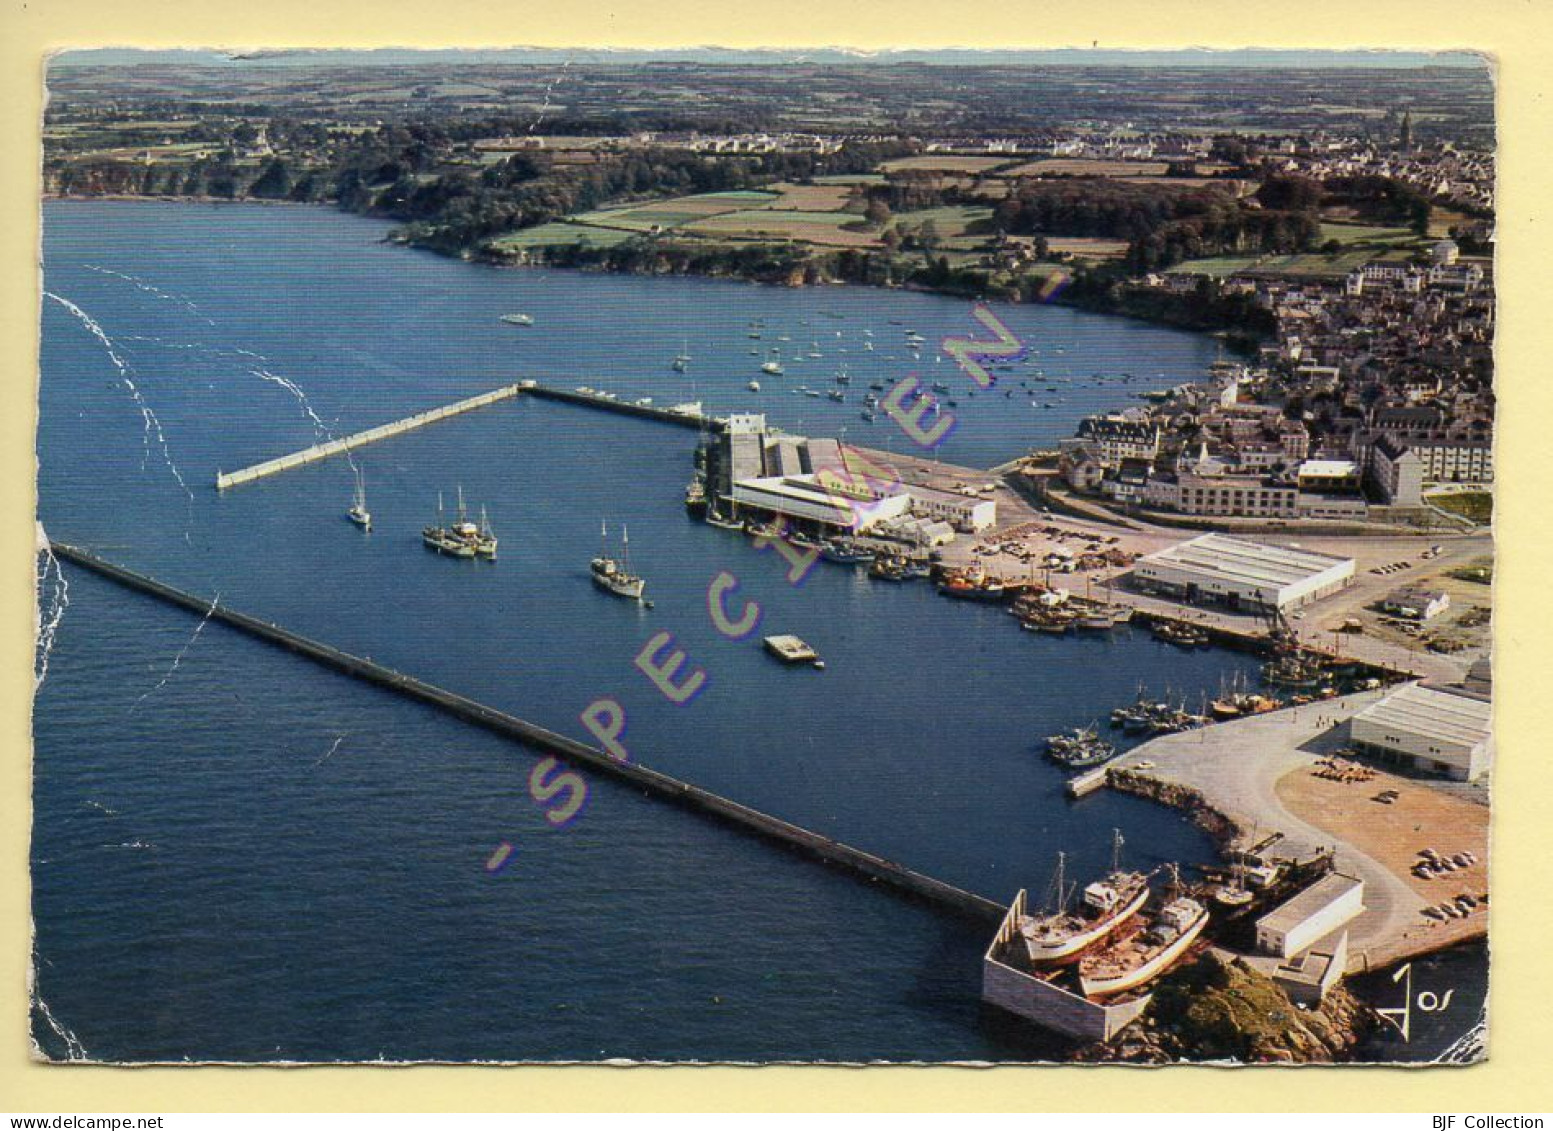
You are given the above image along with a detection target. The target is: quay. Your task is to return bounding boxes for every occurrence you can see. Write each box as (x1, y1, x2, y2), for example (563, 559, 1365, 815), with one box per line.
(216, 383, 526, 490)
(1078, 691, 1488, 974)
(49, 542, 1003, 926)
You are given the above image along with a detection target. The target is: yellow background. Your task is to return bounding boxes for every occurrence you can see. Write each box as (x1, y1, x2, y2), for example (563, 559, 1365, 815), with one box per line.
(1, 0, 1546, 1112)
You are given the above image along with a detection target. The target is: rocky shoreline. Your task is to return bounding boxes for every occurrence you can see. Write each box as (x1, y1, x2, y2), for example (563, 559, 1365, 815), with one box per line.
(1075, 951, 1376, 1064)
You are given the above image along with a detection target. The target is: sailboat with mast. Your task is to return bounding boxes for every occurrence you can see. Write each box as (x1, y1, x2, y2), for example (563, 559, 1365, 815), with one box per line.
(422, 486, 498, 558)
(1017, 831, 1151, 965)
(591, 520, 646, 600)
(347, 465, 371, 531)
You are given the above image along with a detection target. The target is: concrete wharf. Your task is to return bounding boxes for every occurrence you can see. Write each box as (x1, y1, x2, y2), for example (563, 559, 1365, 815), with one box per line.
(215, 383, 526, 490)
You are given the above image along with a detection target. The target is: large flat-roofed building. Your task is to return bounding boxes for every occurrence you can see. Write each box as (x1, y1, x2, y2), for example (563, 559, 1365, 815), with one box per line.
(1132, 533, 1356, 612)
(730, 474, 912, 532)
(1255, 873, 1365, 961)
(1349, 681, 1493, 781)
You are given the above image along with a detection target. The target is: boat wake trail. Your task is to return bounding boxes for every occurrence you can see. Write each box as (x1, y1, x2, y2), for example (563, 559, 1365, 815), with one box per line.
(1431, 1012, 1488, 1063)
(312, 734, 347, 768)
(83, 264, 216, 326)
(132, 591, 219, 711)
(44, 292, 195, 536)
(34, 526, 70, 692)
(247, 365, 360, 474)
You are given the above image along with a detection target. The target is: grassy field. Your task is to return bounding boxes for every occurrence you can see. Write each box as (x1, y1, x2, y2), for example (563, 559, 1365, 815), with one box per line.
(1166, 246, 1417, 280)
(1044, 236, 1131, 260)
(1428, 490, 1493, 525)
(764, 182, 858, 211)
(880, 154, 1013, 173)
(683, 209, 879, 247)
(487, 222, 642, 251)
(1001, 158, 1169, 178)
(1318, 221, 1422, 246)
(1447, 557, 1494, 585)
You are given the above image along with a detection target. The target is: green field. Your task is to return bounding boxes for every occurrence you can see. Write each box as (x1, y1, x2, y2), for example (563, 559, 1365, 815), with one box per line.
(487, 223, 641, 250)
(1318, 221, 1421, 246)
(1167, 246, 1417, 280)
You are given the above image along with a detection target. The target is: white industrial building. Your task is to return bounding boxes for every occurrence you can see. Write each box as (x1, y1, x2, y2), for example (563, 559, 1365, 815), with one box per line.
(715, 418, 996, 538)
(1132, 533, 1356, 612)
(1255, 873, 1365, 961)
(730, 474, 911, 532)
(1349, 681, 1493, 781)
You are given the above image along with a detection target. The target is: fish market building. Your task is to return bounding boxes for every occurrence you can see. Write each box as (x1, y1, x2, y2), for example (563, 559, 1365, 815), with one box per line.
(1132, 533, 1356, 612)
(1348, 681, 1493, 781)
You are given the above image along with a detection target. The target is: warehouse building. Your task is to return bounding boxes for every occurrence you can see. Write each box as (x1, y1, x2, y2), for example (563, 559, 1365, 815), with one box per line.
(730, 474, 911, 533)
(1131, 533, 1356, 612)
(1349, 681, 1493, 781)
(1255, 873, 1365, 961)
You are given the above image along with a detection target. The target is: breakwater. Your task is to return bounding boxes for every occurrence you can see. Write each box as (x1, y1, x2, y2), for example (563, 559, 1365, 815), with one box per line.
(215, 383, 525, 490)
(49, 541, 1006, 926)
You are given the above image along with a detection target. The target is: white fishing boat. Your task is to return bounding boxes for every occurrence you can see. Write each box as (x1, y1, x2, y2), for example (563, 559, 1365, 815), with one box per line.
(1078, 867, 1208, 998)
(592, 521, 646, 600)
(1018, 833, 1149, 965)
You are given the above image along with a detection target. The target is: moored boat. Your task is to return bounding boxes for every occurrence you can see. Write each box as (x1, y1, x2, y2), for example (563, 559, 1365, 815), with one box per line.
(1078, 869, 1209, 999)
(591, 520, 646, 600)
(1019, 834, 1151, 965)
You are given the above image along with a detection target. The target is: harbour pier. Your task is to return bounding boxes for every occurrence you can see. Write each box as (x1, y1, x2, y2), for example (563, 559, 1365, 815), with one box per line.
(50, 542, 1004, 927)
(215, 383, 526, 491)
(519, 382, 725, 430)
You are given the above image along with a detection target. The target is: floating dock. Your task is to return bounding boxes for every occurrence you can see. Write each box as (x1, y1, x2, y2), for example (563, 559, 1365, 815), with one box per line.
(215, 383, 526, 491)
(763, 634, 821, 665)
(50, 543, 1001, 926)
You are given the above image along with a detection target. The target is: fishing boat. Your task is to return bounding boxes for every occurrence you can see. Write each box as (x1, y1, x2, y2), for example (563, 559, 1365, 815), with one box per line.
(684, 477, 708, 513)
(820, 540, 875, 565)
(827, 389, 845, 403)
(705, 510, 744, 531)
(422, 491, 476, 558)
(1261, 654, 1328, 690)
(938, 562, 1007, 602)
(1019, 834, 1151, 965)
(472, 505, 498, 558)
(1044, 724, 1117, 768)
(500, 313, 535, 326)
(868, 554, 911, 582)
(591, 521, 646, 600)
(1078, 869, 1208, 999)
(346, 466, 371, 532)
(1151, 620, 1210, 648)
